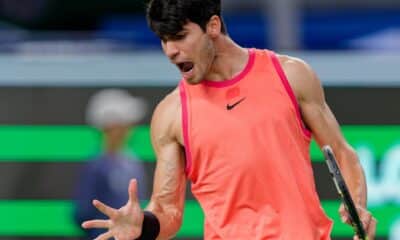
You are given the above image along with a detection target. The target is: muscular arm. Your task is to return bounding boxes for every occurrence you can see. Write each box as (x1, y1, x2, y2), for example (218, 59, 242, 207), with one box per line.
(279, 55, 367, 207)
(280, 56, 379, 239)
(146, 89, 187, 239)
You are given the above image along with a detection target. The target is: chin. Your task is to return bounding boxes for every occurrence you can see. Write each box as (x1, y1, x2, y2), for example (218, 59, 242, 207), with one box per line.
(184, 74, 202, 85)
(186, 77, 203, 85)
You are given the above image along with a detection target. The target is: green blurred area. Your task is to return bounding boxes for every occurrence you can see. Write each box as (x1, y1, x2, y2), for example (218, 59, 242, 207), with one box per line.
(0, 200, 395, 237)
(0, 125, 400, 162)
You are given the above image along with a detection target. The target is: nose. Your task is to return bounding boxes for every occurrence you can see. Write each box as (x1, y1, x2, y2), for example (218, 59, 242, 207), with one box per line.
(162, 41, 179, 60)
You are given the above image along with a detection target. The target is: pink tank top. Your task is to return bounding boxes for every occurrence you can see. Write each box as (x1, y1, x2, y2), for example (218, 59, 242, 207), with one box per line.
(179, 49, 332, 239)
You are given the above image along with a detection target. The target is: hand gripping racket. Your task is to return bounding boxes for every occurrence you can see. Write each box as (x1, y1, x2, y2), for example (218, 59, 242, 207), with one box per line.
(322, 145, 367, 240)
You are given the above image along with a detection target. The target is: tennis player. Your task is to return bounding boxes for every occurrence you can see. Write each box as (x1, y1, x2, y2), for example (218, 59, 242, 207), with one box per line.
(82, 0, 376, 239)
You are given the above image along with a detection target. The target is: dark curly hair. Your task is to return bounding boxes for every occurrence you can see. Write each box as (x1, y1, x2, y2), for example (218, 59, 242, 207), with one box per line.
(146, 0, 227, 39)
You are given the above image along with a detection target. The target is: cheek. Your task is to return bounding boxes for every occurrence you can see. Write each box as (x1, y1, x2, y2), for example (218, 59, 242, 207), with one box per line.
(203, 41, 215, 67)
(191, 37, 214, 71)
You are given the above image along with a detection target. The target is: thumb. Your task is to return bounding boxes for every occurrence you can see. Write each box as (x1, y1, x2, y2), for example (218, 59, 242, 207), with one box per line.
(128, 179, 139, 204)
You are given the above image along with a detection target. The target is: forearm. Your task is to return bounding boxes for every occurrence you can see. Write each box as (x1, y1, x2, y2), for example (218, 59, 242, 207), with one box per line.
(336, 146, 367, 207)
(145, 200, 183, 239)
(145, 165, 186, 239)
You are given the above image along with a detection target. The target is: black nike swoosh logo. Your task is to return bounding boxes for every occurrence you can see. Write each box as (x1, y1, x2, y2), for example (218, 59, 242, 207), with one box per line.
(226, 97, 246, 110)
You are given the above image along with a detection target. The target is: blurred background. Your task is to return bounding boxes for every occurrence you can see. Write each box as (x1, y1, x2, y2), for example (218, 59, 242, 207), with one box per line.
(0, 0, 399, 239)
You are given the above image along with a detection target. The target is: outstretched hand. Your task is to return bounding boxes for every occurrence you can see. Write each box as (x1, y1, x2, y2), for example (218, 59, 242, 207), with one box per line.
(339, 204, 377, 240)
(82, 179, 144, 240)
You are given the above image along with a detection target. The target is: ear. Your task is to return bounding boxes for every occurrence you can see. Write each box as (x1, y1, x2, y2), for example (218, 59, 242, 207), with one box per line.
(206, 15, 222, 37)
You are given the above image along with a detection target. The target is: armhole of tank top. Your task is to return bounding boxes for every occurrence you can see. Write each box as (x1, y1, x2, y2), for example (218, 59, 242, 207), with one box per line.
(178, 81, 193, 177)
(268, 51, 312, 140)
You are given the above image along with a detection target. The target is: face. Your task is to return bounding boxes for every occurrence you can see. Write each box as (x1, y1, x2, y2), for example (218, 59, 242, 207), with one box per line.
(161, 21, 217, 84)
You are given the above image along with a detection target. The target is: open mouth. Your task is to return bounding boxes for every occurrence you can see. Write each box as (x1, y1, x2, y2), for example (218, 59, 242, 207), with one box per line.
(177, 62, 194, 73)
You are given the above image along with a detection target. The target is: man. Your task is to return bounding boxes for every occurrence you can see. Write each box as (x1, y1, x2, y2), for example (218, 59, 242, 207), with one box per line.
(82, 0, 377, 239)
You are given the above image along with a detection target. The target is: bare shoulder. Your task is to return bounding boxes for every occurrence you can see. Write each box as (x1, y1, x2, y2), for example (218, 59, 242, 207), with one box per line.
(150, 87, 183, 149)
(276, 54, 322, 102)
(153, 87, 181, 118)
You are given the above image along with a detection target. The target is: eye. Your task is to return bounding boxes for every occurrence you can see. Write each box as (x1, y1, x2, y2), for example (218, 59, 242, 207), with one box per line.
(160, 32, 187, 43)
(174, 32, 187, 40)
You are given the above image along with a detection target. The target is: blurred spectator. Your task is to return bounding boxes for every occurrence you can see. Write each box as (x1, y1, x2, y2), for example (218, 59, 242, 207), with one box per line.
(74, 88, 148, 239)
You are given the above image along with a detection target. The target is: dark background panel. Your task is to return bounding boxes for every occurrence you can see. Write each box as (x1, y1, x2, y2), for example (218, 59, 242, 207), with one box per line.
(0, 162, 200, 200)
(0, 161, 340, 201)
(0, 162, 152, 200)
(325, 87, 400, 125)
(0, 87, 399, 125)
(0, 86, 174, 125)
(0, 0, 147, 30)
(313, 162, 340, 200)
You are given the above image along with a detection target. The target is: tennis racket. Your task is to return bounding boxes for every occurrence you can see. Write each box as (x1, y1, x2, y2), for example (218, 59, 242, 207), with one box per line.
(322, 145, 367, 240)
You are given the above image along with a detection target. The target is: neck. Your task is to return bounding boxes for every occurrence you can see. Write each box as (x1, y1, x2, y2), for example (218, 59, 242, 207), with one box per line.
(204, 36, 249, 82)
(105, 140, 123, 155)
